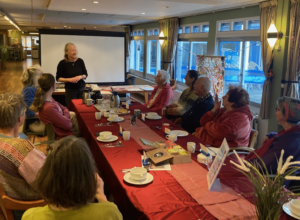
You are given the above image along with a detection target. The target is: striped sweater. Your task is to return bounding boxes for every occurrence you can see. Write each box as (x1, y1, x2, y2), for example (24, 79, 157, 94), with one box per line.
(0, 134, 46, 200)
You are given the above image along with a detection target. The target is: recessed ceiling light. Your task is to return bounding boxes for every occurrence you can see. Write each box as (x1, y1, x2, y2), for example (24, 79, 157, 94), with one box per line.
(69, 27, 71, 28)
(94, 27, 97, 28)
(64, 26, 67, 27)
(164, 6, 169, 8)
(82, 8, 86, 11)
(93, 1, 98, 3)
(141, 12, 145, 14)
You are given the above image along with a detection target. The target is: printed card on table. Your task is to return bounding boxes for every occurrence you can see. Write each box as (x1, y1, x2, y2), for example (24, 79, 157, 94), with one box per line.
(207, 138, 230, 191)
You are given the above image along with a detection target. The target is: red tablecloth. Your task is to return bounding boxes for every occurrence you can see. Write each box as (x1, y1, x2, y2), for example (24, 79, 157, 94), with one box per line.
(71, 100, 294, 220)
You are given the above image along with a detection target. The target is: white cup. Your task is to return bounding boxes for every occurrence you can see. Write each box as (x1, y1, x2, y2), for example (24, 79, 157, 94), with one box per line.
(130, 167, 147, 181)
(291, 199, 300, 215)
(99, 131, 112, 140)
(95, 112, 101, 120)
(123, 131, 130, 141)
(104, 111, 110, 117)
(86, 99, 94, 106)
(166, 134, 177, 142)
(147, 112, 157, 118)
(187, 142, 196, 153)
(108, 114, 118, 121)
(96, 99, 103, 104)
(101, 109, 106, 115)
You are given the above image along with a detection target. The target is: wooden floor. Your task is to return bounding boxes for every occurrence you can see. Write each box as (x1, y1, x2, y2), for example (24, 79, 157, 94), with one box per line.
(0, 59, 48, 155)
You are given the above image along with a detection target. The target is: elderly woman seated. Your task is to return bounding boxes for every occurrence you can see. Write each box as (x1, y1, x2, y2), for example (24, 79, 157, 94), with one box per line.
(195, 86, 253, 147)
(22, 136, 122, 220)
(145, 70, 174, 113)
(246, 97, 300, 178)
(162, 70, 199, 121)
(0, 92, 46, 220)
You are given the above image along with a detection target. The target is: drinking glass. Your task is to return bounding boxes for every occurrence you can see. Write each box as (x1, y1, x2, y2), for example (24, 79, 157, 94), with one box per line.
(130, 115, 137, 126)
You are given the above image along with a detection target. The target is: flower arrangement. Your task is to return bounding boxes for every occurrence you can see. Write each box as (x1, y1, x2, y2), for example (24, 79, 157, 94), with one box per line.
(230, 150, 300, 220)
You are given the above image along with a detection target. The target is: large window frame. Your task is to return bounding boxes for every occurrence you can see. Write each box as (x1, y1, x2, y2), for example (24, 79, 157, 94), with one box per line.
(179, 22, 209, 39)
(129, 34, 144, 78)
(175, 38, 208, 84)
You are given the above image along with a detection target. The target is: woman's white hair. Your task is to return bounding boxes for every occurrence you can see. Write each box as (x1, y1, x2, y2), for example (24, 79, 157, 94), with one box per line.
(157, 70, 170, 84)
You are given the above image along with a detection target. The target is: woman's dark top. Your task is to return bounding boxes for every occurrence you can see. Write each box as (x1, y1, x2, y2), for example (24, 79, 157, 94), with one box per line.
(56, 58, 88, 90)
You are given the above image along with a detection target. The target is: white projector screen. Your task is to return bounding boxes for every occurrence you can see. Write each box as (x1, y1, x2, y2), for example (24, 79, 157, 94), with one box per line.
(39, 30, 125, 84)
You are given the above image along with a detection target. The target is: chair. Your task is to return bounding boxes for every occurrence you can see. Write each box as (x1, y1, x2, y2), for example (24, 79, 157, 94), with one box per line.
(22, 116, 46, 143)
(0, 183, 46, 220)
(34, 124, 56, 155)
(173, 117, 182, 125)
(248, 129, 259, 149)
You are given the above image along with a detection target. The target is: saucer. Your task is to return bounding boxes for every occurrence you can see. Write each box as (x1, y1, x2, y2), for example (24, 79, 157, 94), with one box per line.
(123, 172, 153, 185)
(107, 117, 124, 122)
(96, 135, 118, 142)
(170, 130, 188, 137)
(283, 202, 300, 219)
(146, 115, 162, 120)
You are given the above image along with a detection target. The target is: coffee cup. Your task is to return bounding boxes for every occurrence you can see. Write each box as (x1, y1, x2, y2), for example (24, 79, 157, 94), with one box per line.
(147, 112, 157, 118)
(290, 199, 300, 215)
(95, 112, 101, 120)
(130, 167, 147, 181)
(86, 99, 94, 106)
(162, 123, 170, 133)
(104, 111, 110, 117)
(96, 99, 103, 104)
(166, 134, 177, 142)
(187, 142, 196, 153)
(134, 109, 141, 117)
(99, 131, 112, 140)
(123, 131, 130, 141)
(100, 109, 106, 115)
(108, 114, 118, 121)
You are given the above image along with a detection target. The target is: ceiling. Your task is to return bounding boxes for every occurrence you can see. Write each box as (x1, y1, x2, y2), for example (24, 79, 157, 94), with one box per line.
(0, 0, 264, 32)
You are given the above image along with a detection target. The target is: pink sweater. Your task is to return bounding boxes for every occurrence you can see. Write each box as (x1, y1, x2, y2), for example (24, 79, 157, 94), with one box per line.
(39, 98, 73, 139)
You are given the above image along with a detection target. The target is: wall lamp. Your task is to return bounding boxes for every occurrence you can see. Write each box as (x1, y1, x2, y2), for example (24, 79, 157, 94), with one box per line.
(267, 23, 283, 48)
(159, 31, 167, 46)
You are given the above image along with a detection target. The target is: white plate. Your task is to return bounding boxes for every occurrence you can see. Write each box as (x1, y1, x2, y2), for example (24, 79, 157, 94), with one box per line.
(96, 135, 118, 142)
(107, 117, 124, 122)
(123, 172, 153, 185)
(117, 110, 130, 115)
(283, 202, 300, 219)
(146, 115, 162, 120)
(170, 130, 188, 137)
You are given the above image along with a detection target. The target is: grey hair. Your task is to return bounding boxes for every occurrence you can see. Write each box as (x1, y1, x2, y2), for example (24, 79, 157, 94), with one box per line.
(157, 70, 170, 84)
(64, 42, 76, 62)
(0, 92, 26, 129)
(21, 64, 43, 88)
(198, 75, 212, 93)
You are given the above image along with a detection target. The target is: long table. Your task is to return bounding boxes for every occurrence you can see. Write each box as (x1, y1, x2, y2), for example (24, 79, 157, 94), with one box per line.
(69, 99, 293, 220)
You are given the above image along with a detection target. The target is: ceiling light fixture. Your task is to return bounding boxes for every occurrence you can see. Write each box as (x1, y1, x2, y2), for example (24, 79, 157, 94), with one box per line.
(29, 32, 39, 35)
(4, 16, 9, 20)
(164, 6, 169, 8)
(0, 12, 22, 31)
(93, 1, 98, 3)
(82, 8, 86, 11)
(141, 12, 145, 14)
(64, 26, 67, 27)
(94, 27, 97, 28)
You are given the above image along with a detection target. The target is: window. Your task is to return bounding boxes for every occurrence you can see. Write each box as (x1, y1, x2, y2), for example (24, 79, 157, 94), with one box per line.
(137, 31, 141, 36)
(147, 40, 161, 75)
(178, 27, 183, 34)
(141, 30, 144, 36)
(232, 21, 244, 31)
(184, 26, 190, 33)
(175, 41, 207, 82)
(148, 28, 158, 36)
(202, 25, 209, 33)
(153, 29, 158, 35)
(192, 25, 199, 33)
(130, 40, 144, 72)
(247, 20, 260, 30)
(220, 40, 263, 103)
(148, 30, 152, 36)
(220, 22, 230, 31)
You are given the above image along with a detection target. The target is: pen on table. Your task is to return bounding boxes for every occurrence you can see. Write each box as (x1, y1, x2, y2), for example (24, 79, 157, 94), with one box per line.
(200, 149, 210, 157)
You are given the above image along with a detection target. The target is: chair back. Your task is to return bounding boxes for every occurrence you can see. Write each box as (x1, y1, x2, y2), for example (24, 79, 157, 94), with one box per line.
(45, 124, 56, 145)
(249, 129, 259, 149)
(0, 183, 46, 220)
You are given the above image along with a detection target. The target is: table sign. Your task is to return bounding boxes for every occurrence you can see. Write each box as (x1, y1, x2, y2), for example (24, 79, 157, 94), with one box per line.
(207, 138, 230, 191)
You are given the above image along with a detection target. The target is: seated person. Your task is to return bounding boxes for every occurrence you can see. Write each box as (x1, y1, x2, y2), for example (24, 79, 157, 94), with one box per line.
(181, 76, 214, 134)
(195, 85, 253, 147)
(246, 97, 300, 179)
(22, 136, 123, 220)
(30, 74, 80, 140)
(145, 70, 173, 113)
(0, 92, 46, 220)
(163, 70, 199, 121)
(21, 64, 45, 133)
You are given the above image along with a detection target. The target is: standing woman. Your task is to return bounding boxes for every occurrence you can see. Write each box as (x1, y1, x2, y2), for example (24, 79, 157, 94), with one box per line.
(21, 64, 45, 133)
(30, 74, 80, 140)
(56, 43, 88, 108)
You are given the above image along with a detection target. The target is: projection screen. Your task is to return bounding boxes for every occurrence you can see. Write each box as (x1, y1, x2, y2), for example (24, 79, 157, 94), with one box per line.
(39, 29, 125, 84)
